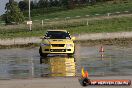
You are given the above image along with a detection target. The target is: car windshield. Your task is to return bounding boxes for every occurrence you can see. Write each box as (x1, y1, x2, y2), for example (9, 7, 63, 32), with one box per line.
(45, 31, 70, 39)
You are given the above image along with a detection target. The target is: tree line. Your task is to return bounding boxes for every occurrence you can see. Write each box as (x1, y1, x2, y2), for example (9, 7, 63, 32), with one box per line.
(18, 0, 96, 11)
(18, 0, 127, 10)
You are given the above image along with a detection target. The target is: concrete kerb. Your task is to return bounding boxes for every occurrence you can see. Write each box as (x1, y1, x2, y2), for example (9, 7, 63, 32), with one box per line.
(75, 32, 132, 41)
(0, 37, 41, 45)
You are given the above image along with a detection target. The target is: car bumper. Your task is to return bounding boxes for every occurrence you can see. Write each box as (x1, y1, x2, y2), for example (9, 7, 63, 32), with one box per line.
(41, 46, 74, 54)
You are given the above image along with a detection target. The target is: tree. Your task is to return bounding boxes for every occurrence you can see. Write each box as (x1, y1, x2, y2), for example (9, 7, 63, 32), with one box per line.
(61, 0, 75, 9)
(49, 0, 54, 7)
(61, 0, 68, 7)
(54, 0, 60, 7)
(18, 1, 28, 11)
(30, 1, 35, 9)
(3, 0, 25, 24)
(19, 0, 35, 10)
(38, 0, 48, 8)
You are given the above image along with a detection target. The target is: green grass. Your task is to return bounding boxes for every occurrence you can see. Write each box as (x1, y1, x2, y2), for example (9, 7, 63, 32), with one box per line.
(67, 17, 132, 34)
(31, 2, 132, 20)
(0, 19, 4, 25)
(0, 17, 132, 39)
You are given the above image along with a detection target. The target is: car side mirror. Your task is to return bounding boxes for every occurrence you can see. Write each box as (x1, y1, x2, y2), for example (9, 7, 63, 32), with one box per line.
(40, 36, 47, 39)
(71, 37, 75, 41)
(44, 36, 49, 39)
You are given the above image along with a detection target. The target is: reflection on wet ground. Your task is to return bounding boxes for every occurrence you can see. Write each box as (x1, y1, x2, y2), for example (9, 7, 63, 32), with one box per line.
(39, 56, 76, 77)
(0, 45, 132, 79)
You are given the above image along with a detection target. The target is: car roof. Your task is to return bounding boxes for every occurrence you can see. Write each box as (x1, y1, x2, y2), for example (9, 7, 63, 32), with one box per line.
(47, 30, 67, 32)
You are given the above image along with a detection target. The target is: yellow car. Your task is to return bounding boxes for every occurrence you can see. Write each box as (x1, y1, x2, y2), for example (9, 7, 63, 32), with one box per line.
(39, 30, 75, 57)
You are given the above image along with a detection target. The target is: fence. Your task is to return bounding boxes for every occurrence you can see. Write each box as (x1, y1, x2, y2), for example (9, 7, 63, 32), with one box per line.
(32, 10, 132, 23)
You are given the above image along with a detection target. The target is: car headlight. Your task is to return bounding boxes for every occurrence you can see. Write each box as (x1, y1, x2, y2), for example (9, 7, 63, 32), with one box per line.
(66, 44, 73, 47)
(41, 43, 50, 46)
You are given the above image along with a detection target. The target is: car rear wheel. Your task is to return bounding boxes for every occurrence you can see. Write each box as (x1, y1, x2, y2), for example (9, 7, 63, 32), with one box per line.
(39, 47, 48, 57)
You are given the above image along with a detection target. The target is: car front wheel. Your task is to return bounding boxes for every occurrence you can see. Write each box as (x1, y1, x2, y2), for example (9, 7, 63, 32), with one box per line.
(39, 47, 48, 57)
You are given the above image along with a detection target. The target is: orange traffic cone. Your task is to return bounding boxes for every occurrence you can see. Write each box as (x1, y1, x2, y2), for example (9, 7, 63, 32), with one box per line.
(81, 68, 89, 78)
(85, 71, 89, 78)
(80, 68, 91, 86)
(99, 46, 104, 52)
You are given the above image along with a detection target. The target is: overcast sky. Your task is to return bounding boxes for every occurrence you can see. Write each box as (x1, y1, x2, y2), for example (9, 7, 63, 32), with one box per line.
(0, 0, 8, 15)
